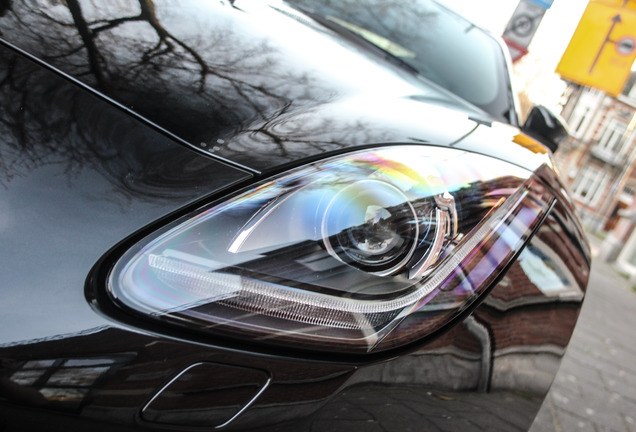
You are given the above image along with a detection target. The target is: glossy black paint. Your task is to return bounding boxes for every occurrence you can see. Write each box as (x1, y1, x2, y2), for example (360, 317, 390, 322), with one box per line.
(0, 42, 246, 367)
(0, 1, 590, 431)
(0, 0, 535, 174)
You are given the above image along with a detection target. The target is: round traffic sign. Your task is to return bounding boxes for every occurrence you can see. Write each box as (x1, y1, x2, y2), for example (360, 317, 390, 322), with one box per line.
(510, 14, 535, 37)
(617, 36, 636, 56)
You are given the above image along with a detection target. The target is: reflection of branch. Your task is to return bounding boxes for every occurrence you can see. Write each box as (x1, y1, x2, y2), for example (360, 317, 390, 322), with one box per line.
(66, 0, 108, 88)
(8, 0, 295, 120)
(2, 0, 363, 166)
(71, 0, 211, 92)
(245, 102, 295, 156)
(138, 0, 210, 91)
(0, 51, 227, 203)
(42, 44, 85, 61)
(32, 9, 75, 28)
(91, 15, 142, 34)
(67, 0, 211, 91)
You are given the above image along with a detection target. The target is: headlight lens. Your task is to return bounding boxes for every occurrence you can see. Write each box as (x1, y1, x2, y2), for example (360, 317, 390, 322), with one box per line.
(108, 146, 554, 354)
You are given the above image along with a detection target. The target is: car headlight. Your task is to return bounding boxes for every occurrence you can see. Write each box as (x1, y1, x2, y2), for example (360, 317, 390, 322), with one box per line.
(107, 146, 554, 354)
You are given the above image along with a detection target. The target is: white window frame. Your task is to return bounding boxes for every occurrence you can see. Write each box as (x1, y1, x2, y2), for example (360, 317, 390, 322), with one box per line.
(596, 117, 627, 155)
(571, 165, 608, 206)
(568, 88, 603, 140)
(569, 105, 590, 138)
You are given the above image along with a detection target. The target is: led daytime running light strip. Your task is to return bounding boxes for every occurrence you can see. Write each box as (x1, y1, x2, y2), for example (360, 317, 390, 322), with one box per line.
(147, 180, 553, 329)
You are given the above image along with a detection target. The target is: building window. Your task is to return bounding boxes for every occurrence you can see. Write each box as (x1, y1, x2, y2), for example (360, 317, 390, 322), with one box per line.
(571, 165, 608, 205)
(7, 355, 131, 411)
(567, 88, 603, 139)
(570, 106, 590, 137)
(596, 117, 627, 155)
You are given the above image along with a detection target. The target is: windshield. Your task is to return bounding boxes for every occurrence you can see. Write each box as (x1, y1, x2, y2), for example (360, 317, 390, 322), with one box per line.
(284, 0, 516, 124)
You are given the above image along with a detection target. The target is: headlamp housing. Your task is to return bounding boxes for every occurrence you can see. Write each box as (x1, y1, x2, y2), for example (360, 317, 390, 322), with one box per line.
(107, 146, 554, 354)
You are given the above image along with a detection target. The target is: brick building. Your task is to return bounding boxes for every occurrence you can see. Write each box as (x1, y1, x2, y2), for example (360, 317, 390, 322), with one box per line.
(556, 74, 636, 271)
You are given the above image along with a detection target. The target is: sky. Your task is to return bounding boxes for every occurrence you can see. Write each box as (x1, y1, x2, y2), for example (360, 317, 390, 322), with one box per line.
(439, 0, 591, 111)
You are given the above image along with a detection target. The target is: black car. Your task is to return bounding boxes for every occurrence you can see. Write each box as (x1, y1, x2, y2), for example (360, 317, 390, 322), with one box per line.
(0, 0, 589, 431)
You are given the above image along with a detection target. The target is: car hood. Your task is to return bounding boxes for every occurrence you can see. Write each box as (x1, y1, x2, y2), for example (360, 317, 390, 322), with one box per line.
(0, 0, 547, 174)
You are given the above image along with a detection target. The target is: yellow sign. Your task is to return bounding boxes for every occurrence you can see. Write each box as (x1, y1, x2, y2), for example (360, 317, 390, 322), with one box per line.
(590, 0, 636, 11)
(556, 0, 636, 97)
